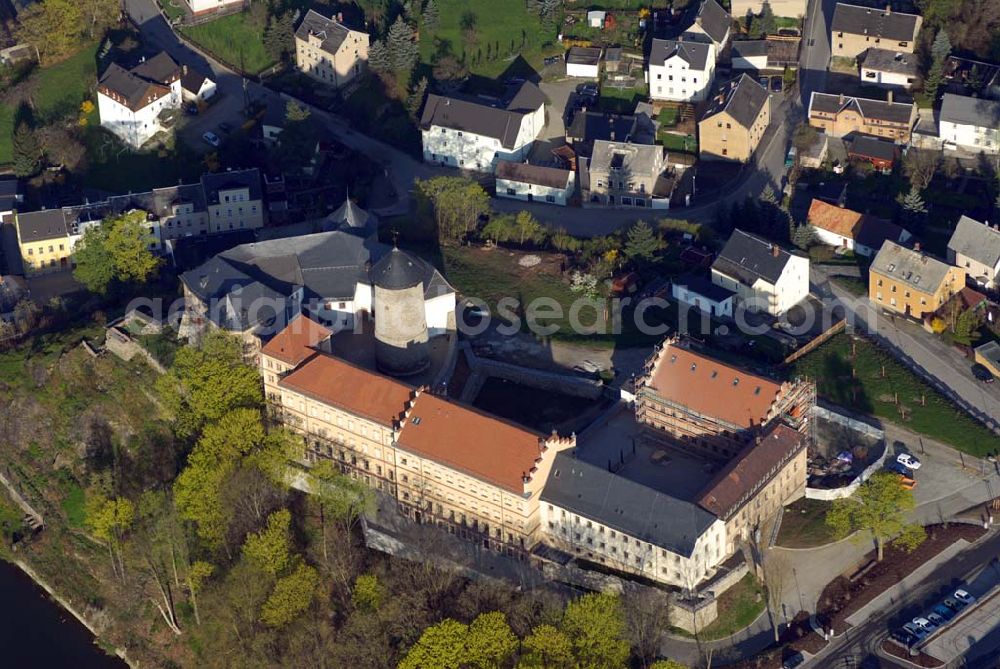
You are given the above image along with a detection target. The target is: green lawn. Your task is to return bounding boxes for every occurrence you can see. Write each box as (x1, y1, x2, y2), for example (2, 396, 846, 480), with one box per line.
(180, 12, 275, 75)
(776, 498, 839, 548)
(81, 125, 203, 193)
(791, 333, 1000, 456)
(659, 132, 698, 154)
(59, 479, 87, 528)
(830, 274, 867, 297)
(675, 574, 766, 640)
(599, 82, 648, 114)
(0, 43, 99, 164)
(657, 107, 679, 127)
(157, 0, 187, 22)
(418, 0, 558, 77)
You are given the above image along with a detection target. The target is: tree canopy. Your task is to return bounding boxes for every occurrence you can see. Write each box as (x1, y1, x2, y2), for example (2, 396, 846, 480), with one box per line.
(826, 471, 916, 560)
(73, 211, 161, 294)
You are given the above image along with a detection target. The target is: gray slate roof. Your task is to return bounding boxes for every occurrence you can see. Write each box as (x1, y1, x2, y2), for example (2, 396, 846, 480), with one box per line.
(541, 453, 719, 559)
(98, 63, 171, 112)
(567, 46, 602, 66)
(420, 81, 544, 149)
(713, 229, 796, 286)
(372, 247, 431, 290)
(701, 74, 768, 129)
(809, 92, 914, 124)
(650, 38, 711, 71)
(589, 140, 665, 178)
(848, 135, 897, 162)
(831, 2, 921, 42)
(732, 40, 768, 58)
(567, 111, 639, 144)
(940, 93, 1000, 128)
(692, 0, 731, 45)
(294, 9, 358, 56)
(860, 48, 919, 76)
(131, 52, 181, 85)
(495, 160, 572, 189)
(15, 209, 68, 243)
(181, 68, 211, 95)
(201, 169, 263, 204)
(948, 215, 1000, 270)
(870, 240, 953, 293)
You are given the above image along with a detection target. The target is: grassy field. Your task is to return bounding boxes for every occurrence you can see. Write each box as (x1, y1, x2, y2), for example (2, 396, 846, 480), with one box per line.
(418, 0, 558, 77)
(659, 132, 698, 154)
(776, 498, 839, 548)
(791, 333, 1000, 456)
(157, 0, 187, 22)
(830, 274, 867, 296)
(180, 13, 275, 74)
(0, 43, 99, 164)
(599, 82, 648, 114)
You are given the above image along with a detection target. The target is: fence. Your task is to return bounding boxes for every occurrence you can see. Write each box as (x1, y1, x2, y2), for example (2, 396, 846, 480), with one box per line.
(782, 319, 846, 365)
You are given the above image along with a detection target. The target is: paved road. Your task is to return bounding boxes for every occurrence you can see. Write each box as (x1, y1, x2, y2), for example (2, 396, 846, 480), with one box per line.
(812, 265, 1000, 433)
(812, 528, 1000, 668)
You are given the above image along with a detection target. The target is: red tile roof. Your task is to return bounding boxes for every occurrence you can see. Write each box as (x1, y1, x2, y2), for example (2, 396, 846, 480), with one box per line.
(262, 314, 333, 366)
(278, 354, 413, 426)
(697, 422, 806, 519)
(646, 344, 783, 429)
(397, 392, 545, 492)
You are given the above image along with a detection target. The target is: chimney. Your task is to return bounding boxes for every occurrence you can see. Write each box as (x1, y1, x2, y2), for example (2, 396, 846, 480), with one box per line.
(772, 244, 780, 257)
(610, 130, 616, 141)
(838, 92, 845, 105)
(887, 90, 893, 104)
(914, 241, 921, 253)
(337, 12, 344, 23)
(885, 5, 891, 14)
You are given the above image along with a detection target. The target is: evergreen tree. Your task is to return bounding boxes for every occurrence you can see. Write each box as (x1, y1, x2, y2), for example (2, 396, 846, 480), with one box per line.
(263, 12, 295, 62)
(923, 30, 952, 101)
(406, 76, 428, 118)
(368, 39, 391, 73)
(422, 0, 440, 30)
(898, 187, 928, 219)
(11, 122, 40, 178)
(792, 223, 815, 250)
(758, 1, 777, 37)
(623, 220, 663, 266)
(387, 16, 419, 78)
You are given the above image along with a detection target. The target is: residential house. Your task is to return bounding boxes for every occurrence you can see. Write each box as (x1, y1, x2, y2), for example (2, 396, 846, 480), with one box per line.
(97, 52, 183, 148)
(201, 169, 266, 234)
(731, 37, 801, 72)
(294, 9, 369, 89)
(974, 340, 1000, 378)
(270, 349, 577, 554)
(697, 74, 770, 162)
(13, 210, 72, 275)
(697, 422, 808, 555)
(830, 3, 922, 59)
(420, 82, 546, 171)
(180, 67, 217, 103)
(495, 161, 575, 206)
(635, 337, 814, 459)
(731, 0, 806, 17)
(671, 274, 736, 318)
(807, 92, 916, 143)
(648, 38, 716, 102)
(566, 46, 602, 78)
(711, 229, 810, 316)
(583, 140, 672, 208)
(540, 453, 728, 588)
(859, 48, 919, 89)
(947, 215, 1000, 289)
(869, 241, 967, 319)
(183, 0, 247, 15)
(847, 135, 898, 171)
(939, 93, 1000, 154)
(565, 110, 655, 157)
(807, 198, 910, 257)
(683, 0, 732, 51)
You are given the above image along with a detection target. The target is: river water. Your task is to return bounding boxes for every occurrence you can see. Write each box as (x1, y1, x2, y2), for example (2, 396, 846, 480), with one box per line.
(0, 560, 128, 668)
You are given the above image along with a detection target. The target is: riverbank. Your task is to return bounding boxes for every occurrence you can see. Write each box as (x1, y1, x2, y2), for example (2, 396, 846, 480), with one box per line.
(4, 559, 132, 668)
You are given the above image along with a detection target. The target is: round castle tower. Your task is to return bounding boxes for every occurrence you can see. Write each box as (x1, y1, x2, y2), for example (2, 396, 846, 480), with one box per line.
(371, 247, 430, 377)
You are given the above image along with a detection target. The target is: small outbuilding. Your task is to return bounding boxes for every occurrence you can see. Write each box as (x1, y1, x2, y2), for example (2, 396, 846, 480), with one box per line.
(566, 46, 602, 78)
(495, 160, 575, 206)
(671, 274, 735, 318)
(587, 10, 607, 28)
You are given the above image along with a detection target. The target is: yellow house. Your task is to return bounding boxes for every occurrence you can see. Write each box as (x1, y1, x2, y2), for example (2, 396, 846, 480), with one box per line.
(14, 209, 72, 275)
(294, 9, 369, 89)
(698, 74, 770, 163)
(869, 241, 967, 319)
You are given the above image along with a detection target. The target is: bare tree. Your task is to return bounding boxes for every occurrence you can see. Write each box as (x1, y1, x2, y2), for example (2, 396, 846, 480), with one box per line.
(762, 551, 788, 643)
(903, 149, 940, 191)
(623, 585, 672, 668)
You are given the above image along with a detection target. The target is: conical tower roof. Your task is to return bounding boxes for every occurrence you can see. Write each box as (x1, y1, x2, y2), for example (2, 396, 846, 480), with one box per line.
(329, 197, 371, 229)
(371, 247, 425, 290)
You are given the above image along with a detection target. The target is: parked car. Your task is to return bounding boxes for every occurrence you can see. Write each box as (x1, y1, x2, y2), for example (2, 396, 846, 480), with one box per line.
(202, 131, 221, 147)
(886, 461, 908, 475)
(943, 597, 965, 612)
(913, 616, 937, 631)
(897, 453, 922, 470)
(972, 363, 995, 383)
(927, 612, 946, 627)
(771, 76, 783, 92)
(954, 589, 976, 605)
(782, 652, 805, 669)
(933, 603, 956, 621)
(891, 628, 918, 646)
(903, 622, 928, 640)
